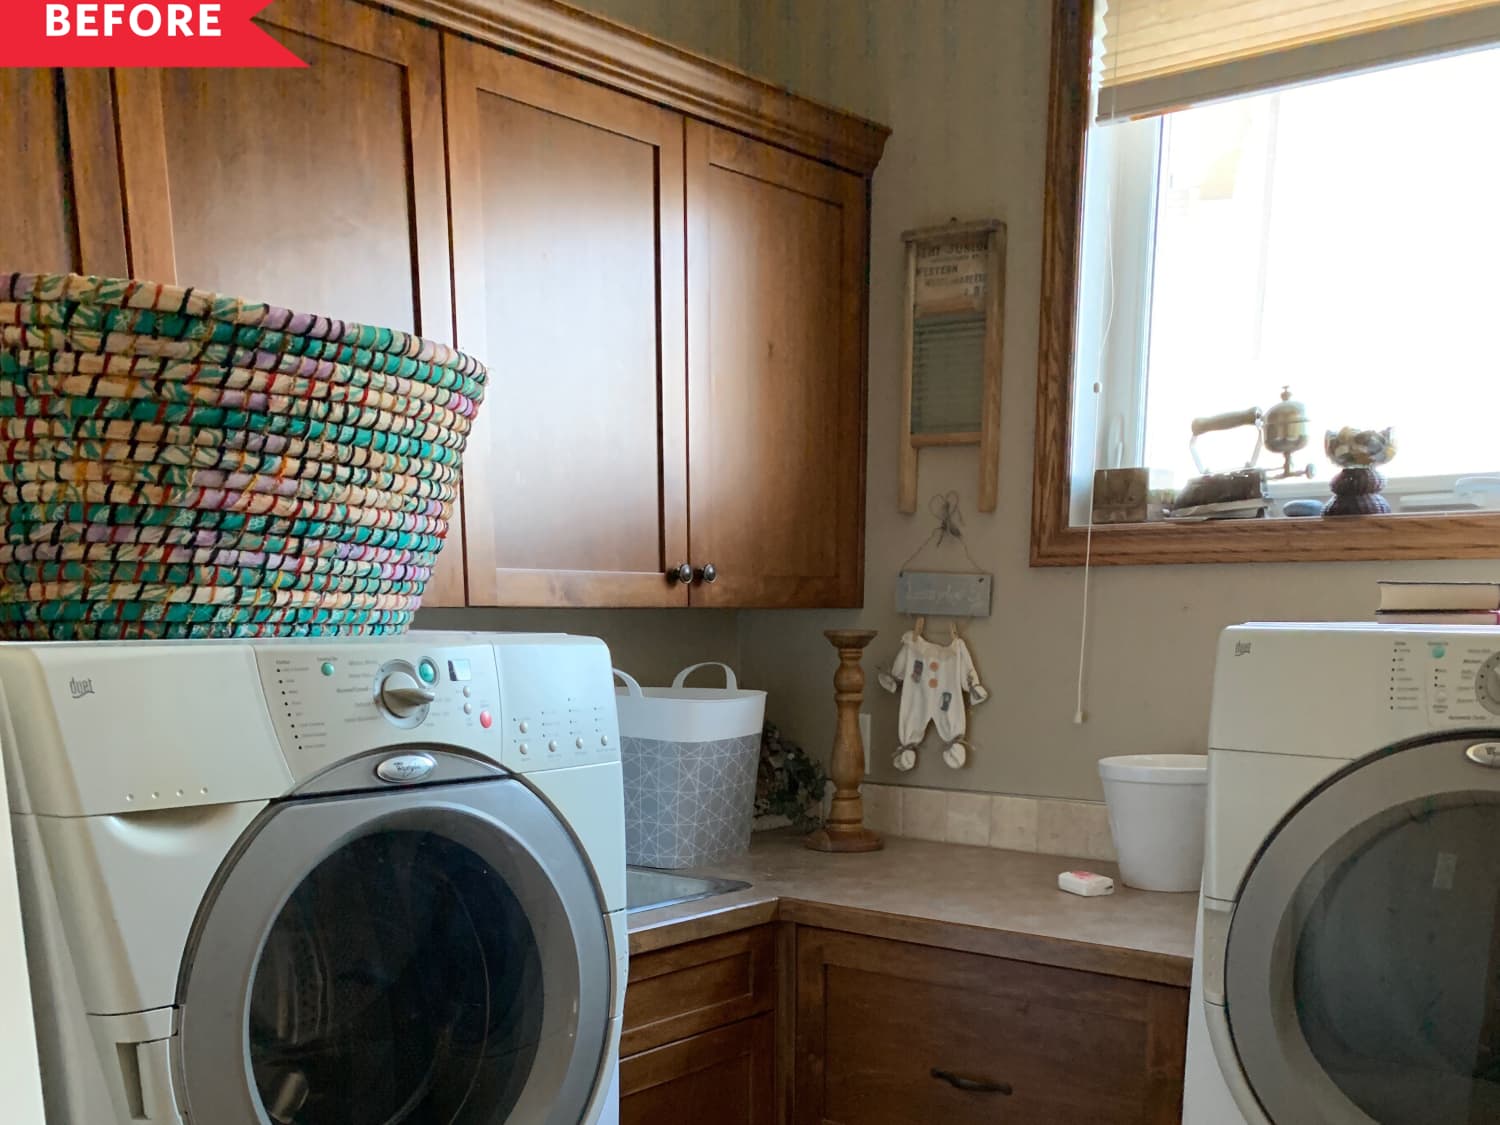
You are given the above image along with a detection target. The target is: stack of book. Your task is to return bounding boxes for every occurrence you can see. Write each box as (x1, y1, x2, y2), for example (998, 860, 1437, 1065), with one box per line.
(1376, 581, 1500, 625)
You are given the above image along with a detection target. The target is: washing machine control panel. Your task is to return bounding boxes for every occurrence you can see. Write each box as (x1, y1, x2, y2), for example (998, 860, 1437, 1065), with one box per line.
(254, 636, 620, 782)
(1475, 653, 1500, 715)
(1388, 637, 1500, 723)
(257, 643, 505, 779)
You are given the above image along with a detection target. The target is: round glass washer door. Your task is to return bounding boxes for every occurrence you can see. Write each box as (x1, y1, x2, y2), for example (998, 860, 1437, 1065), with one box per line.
(176, 777, 610, 1125)
(1223, 731, 1500, 1125)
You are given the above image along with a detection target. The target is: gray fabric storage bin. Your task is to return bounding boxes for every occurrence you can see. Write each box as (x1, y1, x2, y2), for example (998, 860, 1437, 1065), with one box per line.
(615, 664, 767, 869)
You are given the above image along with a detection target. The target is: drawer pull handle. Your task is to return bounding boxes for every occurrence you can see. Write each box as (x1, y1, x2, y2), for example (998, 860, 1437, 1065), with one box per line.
(930, 1068, 1013, 1095)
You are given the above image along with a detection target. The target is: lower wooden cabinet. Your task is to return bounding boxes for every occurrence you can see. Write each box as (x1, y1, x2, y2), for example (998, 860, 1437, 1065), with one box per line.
(621, 1012, 776, 1125)
(793, 927, 1188, 1125)
(621, 920, 1188, 1125)
(621, 926, 779, 1125)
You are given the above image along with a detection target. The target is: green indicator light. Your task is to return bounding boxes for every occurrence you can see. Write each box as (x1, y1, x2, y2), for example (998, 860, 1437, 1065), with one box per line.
(320, 661, 336, 677)
(419, 659, 438, 684)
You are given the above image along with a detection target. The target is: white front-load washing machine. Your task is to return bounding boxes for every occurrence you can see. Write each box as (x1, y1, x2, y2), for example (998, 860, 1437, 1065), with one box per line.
(1186, 622, 1500, 1124)
(0, 632, 628, 1125)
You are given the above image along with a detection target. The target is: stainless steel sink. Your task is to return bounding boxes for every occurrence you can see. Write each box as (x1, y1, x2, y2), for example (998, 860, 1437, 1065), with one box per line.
(626, 866, 750, 913)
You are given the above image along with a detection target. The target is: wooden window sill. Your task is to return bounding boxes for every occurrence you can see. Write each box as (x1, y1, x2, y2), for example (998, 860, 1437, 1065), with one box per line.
(1031, 511, 1500, 567)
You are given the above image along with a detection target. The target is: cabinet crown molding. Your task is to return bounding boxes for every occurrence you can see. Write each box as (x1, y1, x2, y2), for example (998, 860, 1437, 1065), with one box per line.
(380, 0, 891, 175)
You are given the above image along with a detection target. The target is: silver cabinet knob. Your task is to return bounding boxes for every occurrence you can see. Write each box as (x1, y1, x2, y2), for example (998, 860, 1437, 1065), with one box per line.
(667, 562, 693, 584)
(697, 562, 718, 584)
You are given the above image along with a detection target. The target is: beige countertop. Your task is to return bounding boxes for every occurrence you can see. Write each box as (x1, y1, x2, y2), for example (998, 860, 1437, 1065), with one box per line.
(627, 831, 1198, 986)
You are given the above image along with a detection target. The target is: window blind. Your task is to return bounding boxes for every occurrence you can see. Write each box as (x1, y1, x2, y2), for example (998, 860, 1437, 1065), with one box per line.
(1097, 0, 1500, 120)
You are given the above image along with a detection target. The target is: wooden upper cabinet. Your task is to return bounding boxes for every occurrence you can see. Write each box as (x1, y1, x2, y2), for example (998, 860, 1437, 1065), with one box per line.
(1, 70, 126, 277)
(107, 0, 450, 331)
(685, 123, 868, 608)
(101, 0, 467, 606)
(444, 36, 689, 608)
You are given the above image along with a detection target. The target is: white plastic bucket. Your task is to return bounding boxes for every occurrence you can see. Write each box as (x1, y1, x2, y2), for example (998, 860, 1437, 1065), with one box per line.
(1098, 754, 1208, 893)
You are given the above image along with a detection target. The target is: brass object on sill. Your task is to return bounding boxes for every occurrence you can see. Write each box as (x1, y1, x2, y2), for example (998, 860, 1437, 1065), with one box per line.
(1264, 386, 1314, 482)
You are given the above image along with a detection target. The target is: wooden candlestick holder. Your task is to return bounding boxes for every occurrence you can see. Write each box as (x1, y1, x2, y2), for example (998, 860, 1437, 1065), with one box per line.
(804, 628, 883, 853)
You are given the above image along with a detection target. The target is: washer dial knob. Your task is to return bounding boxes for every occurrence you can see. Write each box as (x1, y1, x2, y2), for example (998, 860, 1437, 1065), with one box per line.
(1476, 653, 1500, 716)
(375, 663, 436, 727)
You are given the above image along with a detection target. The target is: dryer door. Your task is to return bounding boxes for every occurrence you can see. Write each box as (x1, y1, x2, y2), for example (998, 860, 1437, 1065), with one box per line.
(1220, 730, 1500, 1124)
(176, 777, 610, 1125)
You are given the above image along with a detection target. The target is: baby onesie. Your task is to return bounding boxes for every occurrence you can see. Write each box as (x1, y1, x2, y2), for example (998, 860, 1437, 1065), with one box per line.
(877, 631, 989, 770)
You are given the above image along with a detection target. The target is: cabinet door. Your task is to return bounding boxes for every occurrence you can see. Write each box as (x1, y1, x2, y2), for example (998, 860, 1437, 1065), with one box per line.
(1, 70, 126, 276)
(102, 0, 467, 605)
(795, 928, 1187, 1125)
(685, 123, 867, 608)
(621, 1013, 775, 1125)
(445, 38, 689, 607)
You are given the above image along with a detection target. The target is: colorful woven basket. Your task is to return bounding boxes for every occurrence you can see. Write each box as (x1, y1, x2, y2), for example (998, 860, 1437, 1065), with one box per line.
(0, 272, 487, 639)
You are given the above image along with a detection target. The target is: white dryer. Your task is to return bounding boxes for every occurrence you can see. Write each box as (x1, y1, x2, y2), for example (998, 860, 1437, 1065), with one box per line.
(1186, 622, 1500, 1125)
(0, 632, 628, 1125)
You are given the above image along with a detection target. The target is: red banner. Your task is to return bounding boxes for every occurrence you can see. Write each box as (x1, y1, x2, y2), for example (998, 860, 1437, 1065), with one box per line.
(1, 1, 307, 67)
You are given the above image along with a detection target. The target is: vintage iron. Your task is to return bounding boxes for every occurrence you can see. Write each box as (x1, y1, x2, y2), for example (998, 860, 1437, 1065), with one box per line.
(1171, 387, 1314, 519)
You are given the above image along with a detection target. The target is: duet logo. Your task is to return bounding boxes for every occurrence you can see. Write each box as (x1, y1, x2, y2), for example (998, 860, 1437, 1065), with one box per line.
(68, 676, 96, 700)
(3, 0, 306, 67)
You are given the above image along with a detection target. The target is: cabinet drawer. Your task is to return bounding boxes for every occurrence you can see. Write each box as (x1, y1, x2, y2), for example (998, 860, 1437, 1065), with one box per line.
(795, 928, 1187, 1125)
(623, 924, 776, 1056)
(620, 1013, 775, 1125)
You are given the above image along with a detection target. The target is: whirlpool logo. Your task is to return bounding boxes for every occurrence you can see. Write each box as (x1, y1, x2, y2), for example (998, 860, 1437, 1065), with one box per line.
(68, 676, 95, 700)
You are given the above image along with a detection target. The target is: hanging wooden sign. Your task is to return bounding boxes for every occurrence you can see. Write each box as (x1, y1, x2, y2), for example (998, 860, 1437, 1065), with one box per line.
(895, 570, 993, 617)
(898, 219, 1006, 513)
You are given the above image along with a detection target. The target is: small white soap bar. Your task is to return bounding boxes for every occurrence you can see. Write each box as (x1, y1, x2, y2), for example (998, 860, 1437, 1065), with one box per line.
(1058, 870, 1114, 896)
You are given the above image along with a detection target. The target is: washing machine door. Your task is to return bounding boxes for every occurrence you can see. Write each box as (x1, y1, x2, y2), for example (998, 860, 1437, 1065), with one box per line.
(1220, 730, 1500, 1124)
(175, 776, 610, 1125)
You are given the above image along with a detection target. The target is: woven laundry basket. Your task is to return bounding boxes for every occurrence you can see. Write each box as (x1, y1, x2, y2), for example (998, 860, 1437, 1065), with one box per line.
(0, 271, 487, 639)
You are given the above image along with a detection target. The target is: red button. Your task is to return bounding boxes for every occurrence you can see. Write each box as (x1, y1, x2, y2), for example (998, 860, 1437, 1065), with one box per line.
(479, 710, 493, 729)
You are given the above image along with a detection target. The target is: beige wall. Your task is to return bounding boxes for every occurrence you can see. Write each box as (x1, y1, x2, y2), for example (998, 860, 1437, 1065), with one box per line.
(433, 0, 1494, 802)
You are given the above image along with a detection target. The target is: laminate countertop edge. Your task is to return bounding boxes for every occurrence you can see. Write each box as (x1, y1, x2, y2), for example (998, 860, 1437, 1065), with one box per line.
(625, 834, 1197, 988)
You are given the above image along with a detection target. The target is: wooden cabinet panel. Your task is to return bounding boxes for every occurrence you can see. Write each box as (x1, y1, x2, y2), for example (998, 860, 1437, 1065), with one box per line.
(446, 38, 689, 608)
(685, 123, 867, 608)
(795, 928, 1188, 1125)
(623, 925, 775, 1057)
(110, 0, 449, 330)
(2, 70, 126, 277)
(103, 0, 466, 605)
(621, 1013, 775, 1125)
(3, 71, 74, 273)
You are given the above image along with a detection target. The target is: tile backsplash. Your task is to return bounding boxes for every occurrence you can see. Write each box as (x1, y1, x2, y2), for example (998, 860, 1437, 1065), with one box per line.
(859, 783, 1118, 862)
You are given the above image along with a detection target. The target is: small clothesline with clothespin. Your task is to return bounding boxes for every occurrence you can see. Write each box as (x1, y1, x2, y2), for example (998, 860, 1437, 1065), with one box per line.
(908, 616, 963, 645)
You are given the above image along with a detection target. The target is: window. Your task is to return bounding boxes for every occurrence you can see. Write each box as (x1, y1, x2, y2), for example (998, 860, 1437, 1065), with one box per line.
(1032, 0, 1500, 565)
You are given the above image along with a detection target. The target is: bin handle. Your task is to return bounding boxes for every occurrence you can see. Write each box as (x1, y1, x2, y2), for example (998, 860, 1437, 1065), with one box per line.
(612, 668, 645, 697)
(671, 662, 739, 691)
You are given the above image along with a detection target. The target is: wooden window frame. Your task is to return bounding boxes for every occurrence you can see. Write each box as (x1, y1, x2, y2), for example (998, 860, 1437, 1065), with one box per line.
(1030, 0, 1500, 566)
